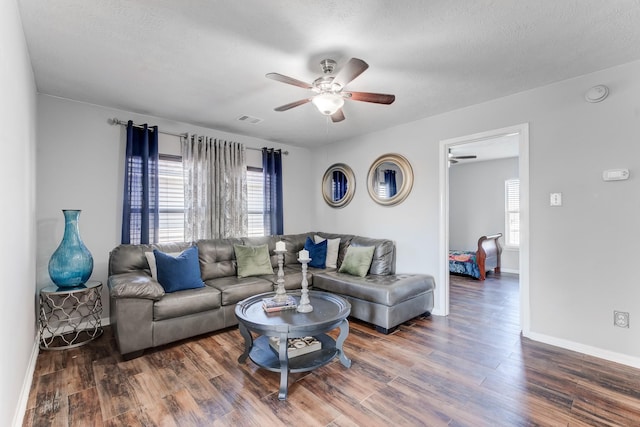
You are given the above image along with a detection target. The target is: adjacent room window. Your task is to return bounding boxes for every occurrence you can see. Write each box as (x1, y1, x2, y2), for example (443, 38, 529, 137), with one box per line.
(157, 154, 185, 243)
(247, 167, 268, 236)
(505, 178, 520, 247)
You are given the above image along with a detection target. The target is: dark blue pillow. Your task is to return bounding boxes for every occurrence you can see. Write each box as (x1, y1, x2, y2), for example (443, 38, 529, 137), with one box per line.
(304, 237, 327, 269)
(153, 246, 205, 293)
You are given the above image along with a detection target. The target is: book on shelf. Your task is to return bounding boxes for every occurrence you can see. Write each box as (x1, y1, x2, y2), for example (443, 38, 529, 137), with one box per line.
(262, 303, 297, 313)
(269, 336, 322, 358)
(262, 295, 297, 312)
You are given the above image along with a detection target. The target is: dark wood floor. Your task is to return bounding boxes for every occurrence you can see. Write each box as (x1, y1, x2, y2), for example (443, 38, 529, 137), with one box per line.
(24, 273, 640, 426)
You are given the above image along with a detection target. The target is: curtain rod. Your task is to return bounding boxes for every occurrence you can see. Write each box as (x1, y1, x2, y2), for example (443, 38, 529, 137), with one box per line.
(109, 118, 288, 155)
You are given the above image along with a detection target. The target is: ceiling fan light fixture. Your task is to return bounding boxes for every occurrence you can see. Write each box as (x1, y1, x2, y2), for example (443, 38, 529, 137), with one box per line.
(267, 57, 394, 121)
(312, 93, 344, 115)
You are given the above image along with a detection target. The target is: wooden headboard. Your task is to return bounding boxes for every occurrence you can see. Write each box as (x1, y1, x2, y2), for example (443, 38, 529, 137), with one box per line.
(476, 233, 502, 280)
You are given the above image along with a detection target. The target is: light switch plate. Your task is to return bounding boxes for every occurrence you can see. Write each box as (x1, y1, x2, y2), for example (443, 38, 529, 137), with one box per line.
(550, 193, 562, 206)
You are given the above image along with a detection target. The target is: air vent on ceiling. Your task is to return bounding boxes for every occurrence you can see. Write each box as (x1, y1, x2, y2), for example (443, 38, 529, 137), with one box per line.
(236, 115, 263, 125)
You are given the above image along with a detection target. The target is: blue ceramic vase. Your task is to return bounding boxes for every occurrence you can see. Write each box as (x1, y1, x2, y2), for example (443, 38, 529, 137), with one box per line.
(48, 210, 94, 287)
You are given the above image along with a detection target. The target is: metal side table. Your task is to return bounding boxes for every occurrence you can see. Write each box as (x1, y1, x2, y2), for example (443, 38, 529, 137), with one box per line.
(39, 280, 103, 350)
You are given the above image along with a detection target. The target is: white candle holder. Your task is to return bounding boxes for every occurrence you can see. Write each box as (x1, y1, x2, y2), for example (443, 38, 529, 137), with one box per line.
(273, 249, 287, 303)
(297, 257, 313, 313)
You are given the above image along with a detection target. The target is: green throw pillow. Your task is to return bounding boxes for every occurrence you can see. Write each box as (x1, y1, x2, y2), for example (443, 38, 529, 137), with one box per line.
(234, 244, 274, 278)
(338, 246, 375, 277)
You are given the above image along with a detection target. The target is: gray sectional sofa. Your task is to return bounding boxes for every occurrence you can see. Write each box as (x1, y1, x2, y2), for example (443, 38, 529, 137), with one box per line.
(108, 232, 435, 358)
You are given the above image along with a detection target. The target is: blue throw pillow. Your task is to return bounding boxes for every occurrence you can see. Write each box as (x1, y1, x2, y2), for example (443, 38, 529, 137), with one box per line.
(153, 246, 205, 293)
(304, 237, 327, 269)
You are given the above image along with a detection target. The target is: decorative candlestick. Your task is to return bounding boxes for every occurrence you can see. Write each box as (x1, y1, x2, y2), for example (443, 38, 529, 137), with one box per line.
(297, 253, 313, 313)
(273, 247, 287, 303)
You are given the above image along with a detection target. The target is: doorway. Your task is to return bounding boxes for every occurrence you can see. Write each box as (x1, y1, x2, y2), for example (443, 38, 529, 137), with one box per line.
(439, 124, 530, 334)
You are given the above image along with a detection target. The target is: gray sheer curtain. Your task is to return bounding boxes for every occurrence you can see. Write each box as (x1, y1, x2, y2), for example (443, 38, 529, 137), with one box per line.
(181, 135, 248, 240)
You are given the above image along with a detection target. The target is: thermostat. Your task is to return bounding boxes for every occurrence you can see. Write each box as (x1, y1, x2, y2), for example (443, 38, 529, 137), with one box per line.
(602, 169, 629, 181)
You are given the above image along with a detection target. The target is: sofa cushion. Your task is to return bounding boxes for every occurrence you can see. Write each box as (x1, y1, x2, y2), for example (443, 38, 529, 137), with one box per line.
(154, 247, 205, 293)
(277, 233, 314, 266)
(314, 235, 340, 268)
(339, 246, 375, 277)
(109, 242, 193, 276)
(242, 236, 280, 268)
(206, 276, 274, 305)
(234, 244, 274, 277)
(314, 232, 355, 268)
(145, 250, 182, 280)
(153, 285, 221, 321)
(304, 237, 327, 268)
(313, 272, 435, 307)
(350, 236, 396, 275)
(197, 239, 243, 281)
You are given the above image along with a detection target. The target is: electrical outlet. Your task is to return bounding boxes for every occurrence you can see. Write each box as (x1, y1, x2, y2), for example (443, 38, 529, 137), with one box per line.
(614, 311, 629, 328)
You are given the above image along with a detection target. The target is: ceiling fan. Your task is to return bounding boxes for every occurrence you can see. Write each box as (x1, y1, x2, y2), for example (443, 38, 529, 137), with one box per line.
(266, 58, 395, 123)
(448, 148, 477, 165)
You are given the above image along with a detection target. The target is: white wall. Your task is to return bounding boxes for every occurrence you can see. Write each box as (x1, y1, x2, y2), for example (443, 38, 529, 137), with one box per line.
(312, 59, 640, 365)
(36, 95, 313, 320)
(449, 157, 519, 272)
(1, 1, 38, 426)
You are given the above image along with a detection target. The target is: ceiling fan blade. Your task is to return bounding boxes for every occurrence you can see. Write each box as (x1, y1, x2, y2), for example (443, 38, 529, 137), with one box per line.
(333, 58, 369, 88)
(331, 109, 345, 123)
(274, 98, 311, 112)
(449, 159, 459, 164)
(347, 91, 396, 104)
(451, 155, 477, 159)
(266, 73, 312, 89)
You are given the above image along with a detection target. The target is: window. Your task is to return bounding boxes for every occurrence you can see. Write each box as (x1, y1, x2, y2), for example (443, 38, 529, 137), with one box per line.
(505, 178, 520, 247)
(157, 155, 185, 243)
(247, 167, 269, 236)
(156, 160, 268, 240)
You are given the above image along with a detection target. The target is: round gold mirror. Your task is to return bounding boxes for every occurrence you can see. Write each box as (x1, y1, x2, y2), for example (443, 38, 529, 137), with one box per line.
(322, 163, 356, 208)
(367, 153, 413, 206)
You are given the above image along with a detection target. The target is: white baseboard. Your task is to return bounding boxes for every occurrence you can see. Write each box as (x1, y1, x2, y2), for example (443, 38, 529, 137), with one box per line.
(426, 316, 640, 369)
(12, 338, 39, 427)
(524, 330, 640, 369)
(500, 268, 519, 274)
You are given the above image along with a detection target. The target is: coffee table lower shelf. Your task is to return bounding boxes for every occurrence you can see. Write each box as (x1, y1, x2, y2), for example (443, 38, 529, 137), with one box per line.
(249, 334, 337, 373)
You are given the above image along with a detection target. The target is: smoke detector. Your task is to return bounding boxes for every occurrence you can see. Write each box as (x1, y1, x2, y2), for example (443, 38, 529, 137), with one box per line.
(585, 85, 609, 103)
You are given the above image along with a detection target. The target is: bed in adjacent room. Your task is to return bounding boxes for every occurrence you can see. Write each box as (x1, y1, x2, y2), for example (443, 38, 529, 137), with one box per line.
(449, 233, 502, 280)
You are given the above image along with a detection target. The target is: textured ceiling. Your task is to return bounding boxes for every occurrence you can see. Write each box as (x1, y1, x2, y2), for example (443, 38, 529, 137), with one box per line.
(18, 0, 640, 147)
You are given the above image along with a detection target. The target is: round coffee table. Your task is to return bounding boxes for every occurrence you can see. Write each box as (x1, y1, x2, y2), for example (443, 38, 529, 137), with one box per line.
(235, 290, 352, 400)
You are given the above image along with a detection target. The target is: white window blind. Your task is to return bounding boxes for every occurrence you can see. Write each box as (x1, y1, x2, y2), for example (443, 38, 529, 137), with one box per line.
(247, 167, 269, 237)
(156, 160, 266, 241)
(505, 178, 520, 247)
(158, 155, 185, 243)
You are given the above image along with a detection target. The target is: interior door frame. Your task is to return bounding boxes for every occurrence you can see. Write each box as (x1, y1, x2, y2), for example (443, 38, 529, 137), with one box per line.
(438, 123, 530, 334)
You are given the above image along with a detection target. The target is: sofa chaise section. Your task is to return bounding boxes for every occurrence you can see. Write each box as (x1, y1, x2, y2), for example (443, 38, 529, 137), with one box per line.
(312, 272, 435, 334)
